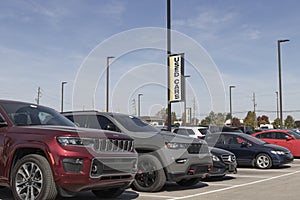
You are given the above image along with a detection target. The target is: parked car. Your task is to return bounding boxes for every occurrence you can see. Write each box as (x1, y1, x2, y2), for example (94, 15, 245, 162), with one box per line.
(205, 132, 293, 169)
(207, 147, 237, 178)
(252, 129, 300, 157)
(62, 111, 212, 192)
(0, 100, 138, 200)
(173, 126, 209, 139)
(209, 126, 243, 133)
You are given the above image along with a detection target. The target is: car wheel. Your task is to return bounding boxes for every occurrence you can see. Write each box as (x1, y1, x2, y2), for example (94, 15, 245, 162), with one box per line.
(11, 154, 57, 200)
(132, 154, 166, 192)
(255, 153, 272, 169)
(176, 178, 200, 187)
(92, 188, 125, 198)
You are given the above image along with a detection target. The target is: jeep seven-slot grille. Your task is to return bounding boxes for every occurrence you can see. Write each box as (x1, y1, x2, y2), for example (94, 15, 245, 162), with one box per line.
(93, 139, 134, 152)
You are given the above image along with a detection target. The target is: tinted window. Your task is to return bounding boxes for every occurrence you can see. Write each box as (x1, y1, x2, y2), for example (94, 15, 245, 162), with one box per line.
(288, 131, 300, 139)
(113, 114, 158, 132)
(1, 102, 75, 127)
(178, 129, 195, 135)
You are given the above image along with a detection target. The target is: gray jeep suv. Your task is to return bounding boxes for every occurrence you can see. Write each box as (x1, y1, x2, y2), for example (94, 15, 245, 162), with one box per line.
(62, 111, 212, 192)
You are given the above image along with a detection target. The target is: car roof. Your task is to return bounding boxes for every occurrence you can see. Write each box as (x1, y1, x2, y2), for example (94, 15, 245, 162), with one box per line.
(62, 110, 135, 118)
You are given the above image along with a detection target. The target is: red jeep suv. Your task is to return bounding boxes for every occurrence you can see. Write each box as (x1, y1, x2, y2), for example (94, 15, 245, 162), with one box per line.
(0, 100, 138, 200)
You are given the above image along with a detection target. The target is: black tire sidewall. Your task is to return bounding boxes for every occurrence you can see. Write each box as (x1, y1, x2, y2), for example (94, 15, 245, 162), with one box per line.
(11, 154, 57, 200)
(132, 154, 166, 192)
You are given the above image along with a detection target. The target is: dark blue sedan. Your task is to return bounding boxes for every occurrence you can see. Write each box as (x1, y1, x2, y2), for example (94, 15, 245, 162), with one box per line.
(205, 132, 293, 169)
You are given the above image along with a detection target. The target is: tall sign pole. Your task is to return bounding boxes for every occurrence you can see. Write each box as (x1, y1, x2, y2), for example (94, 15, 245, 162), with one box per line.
(167, 0, 171, 131)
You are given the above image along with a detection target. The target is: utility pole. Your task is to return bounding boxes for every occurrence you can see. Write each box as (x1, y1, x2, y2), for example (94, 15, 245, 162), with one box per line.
(253, 92, 257, 128)
(193, 97, 196, 125)
(167, 0, 172, 131)
(252, 92, 257, 113)
(35, 87, 41, 105)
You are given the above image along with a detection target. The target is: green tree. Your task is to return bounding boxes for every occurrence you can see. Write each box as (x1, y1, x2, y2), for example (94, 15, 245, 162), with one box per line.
(171, 112, 177, 125)
(272, 118, 280, 129)
(244, 111, 256, 128)
(225, 113, 232, 121)
(200, 111, 225, 126)
(284, 115, 295, 128)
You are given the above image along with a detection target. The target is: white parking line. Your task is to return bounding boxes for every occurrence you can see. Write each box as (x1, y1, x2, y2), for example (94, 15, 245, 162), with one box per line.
(166, 170, 300, 200)
(139, 194, 177, 199)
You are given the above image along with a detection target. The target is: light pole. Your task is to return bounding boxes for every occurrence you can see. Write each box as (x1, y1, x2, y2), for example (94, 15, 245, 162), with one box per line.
(137, 93, 143, 117)
(183, 75, 190, 126)
(229, 85, 235, 122)
(61, 81, 67, 112)
(106, 56, 114, 112)
(277, 39, 289, 128)
(275, 91, 279, 119)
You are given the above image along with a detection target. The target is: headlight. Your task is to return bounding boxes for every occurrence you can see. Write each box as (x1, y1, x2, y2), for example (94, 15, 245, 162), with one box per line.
(165, 142, 188, 149)
(271, 150, 285, 155)
(212, 154, 220, 161)
(57, 136, 95, 148)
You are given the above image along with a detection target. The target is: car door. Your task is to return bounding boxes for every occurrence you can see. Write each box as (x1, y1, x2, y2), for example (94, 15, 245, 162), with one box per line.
(0, 113, 7, 179)
(273, 132, 293, 152)
(223, 134, 254, 165)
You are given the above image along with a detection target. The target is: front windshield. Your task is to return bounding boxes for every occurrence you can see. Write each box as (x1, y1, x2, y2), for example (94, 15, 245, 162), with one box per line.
(113, 114, 159, 132)
(288, 131, 300, 139)
(1, 102, 75, 127)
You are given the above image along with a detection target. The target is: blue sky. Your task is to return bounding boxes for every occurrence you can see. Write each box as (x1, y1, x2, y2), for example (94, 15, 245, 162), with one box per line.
(1, 0, 300, 121)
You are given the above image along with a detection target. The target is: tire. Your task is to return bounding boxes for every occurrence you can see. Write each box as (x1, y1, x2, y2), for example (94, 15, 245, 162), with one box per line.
(132, 154, 166, 192)
(11, 154, 57, 200)
(255, 153, 272, 169)
(92, 188, 125, 198)
(176, 178, 200, 187)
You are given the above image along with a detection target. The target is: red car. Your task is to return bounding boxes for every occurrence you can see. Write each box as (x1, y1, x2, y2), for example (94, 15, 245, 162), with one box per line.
(0, 100, 138, 199)
(252, 129, 300, 157)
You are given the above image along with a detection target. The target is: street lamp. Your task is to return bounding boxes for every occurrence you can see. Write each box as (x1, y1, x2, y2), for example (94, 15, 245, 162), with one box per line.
(61, 81, 67, 112)
(183, 75, 190, 126)
(275, 91, 279, 119)
(277, 39, 289, 128)
(106, 56, 114, 112)
(229, 85, 235, 121)
(137, 93, 143, 117)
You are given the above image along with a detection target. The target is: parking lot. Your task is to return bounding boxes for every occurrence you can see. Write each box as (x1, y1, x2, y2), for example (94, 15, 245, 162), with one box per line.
(0, 159, 299, 200)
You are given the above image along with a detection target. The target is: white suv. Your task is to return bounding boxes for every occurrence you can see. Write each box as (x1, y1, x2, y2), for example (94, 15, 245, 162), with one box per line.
(173, 126, 210, 139)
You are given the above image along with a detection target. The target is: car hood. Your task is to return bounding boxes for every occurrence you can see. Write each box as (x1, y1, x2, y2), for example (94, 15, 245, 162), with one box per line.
(9, 125, 133, 140)
(263, 143, 290, 152)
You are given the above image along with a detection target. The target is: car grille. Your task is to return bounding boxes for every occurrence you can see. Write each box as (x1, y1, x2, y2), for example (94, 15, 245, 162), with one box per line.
(221, 154, 236, 163)
(93, 139, 134, 152)
(90, 157, 137, 178)
(187, 143, 209, 154)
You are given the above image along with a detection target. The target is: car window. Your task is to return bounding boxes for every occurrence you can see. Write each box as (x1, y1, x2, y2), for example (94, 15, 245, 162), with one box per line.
(288, 131, 300, 139)
(275, 132, 288, 140)
(257, 132, 275, 139)
(96, 115, 120, 132)
(198, 128, 209, 135)
(177, 128, 195, 136)
(2, 103, 75, 127)
(112, 114, 159, 133)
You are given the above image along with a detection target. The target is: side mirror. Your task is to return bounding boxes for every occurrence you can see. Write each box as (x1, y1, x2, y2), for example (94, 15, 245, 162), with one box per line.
(286, 135, 294, 141)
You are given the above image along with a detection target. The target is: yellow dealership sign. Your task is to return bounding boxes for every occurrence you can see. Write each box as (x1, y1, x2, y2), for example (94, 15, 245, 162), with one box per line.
(169, 53, 184, 102)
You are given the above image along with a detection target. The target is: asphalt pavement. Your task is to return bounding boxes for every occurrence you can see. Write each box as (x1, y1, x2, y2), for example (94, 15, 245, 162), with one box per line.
(1, 159, 300, 200)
